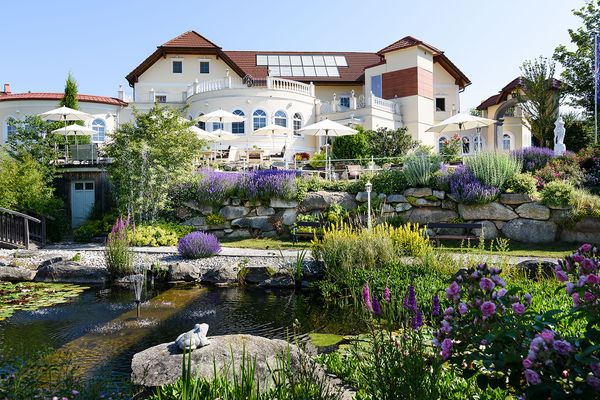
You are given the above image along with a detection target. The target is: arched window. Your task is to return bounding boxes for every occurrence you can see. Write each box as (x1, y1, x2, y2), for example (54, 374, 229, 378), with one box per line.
(5, 117, 17, 141)
(197, 114, 206, 130)
(473, 135, 483, 153)
(253, 109, 267, 130)
(232, 109, 245, 134)
(462, 136, 470, 154)
(274, 110, 287, 127)
(503, 134, 512, 151)
(293, 113, 302, 136)
(438, 136, 447, 153)
(91, 119, 106, 142)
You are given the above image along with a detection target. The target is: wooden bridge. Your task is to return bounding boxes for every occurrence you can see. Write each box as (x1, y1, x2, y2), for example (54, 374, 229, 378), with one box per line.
(0, 207, 46, 249)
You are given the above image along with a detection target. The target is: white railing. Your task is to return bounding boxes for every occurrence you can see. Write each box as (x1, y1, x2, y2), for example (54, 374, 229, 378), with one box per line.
(367, 94, 400, 114)
(187, 76, 315, 98)
(318, 92, 400, 115)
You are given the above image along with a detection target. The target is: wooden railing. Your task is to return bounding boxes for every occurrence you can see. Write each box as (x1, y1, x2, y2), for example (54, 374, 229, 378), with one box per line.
(0, 208, 44, 249)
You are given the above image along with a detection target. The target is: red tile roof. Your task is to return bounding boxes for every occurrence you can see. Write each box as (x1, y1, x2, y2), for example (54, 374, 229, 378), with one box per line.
(0, 92, 128, 106)
(162, 30, 221, 49)
(476, 77, 562, 110)
(377, 35, 443, 55)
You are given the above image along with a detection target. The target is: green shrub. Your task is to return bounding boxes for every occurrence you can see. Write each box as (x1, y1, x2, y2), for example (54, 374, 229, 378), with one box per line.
(206, 213, 226, 226)
(540, 180, 574, 207)
(324, 203, 349, 223)
(504, 173, 538, 195)
(73, 211, 118, 242)
(308, 152, 326, 168)
(332, 129, 369, 160)
(128, 222, 193, 247)
(370, 169, 407, 194)
(464, 152, 521, 189)
(571, 189, 600, 219)
(403, 153, 440, 187)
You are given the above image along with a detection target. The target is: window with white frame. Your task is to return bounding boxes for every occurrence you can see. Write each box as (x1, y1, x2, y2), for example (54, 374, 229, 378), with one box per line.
(293, 113, 302, 136)
(212, 122, 223, 131)
(253, 109, 267, 130)
(91, 119, 106, 142)
(339, 96, 350, 109)
(438, 137, 447, 153)
(155, 94, 167, 103)
(462, 136, 470, 154)
(274, 110, 287, 127)
(172, 60, 183, 74)
(503, 133, 512, 151)
(199, 61, 209, 74)
(473, 135, 483, 152)
(231, 110, 245, 134)
(5, 117, 16, 141)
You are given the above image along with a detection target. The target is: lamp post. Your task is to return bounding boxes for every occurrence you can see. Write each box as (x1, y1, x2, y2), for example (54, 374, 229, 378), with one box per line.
(365, 180, 373, 231)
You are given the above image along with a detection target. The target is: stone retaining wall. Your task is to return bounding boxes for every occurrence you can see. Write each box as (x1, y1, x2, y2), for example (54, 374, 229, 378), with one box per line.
(177, 190, 599, 244)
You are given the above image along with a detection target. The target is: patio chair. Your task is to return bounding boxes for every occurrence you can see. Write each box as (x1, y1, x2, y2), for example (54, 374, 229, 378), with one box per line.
(226, 146, 239, 164)
(346, 164, 362, 180)
(270, 145, 286, 161)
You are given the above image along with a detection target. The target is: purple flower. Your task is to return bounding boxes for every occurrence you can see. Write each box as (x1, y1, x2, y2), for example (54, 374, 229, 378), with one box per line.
(411, 308, 423, 329)
(362, 283, 372, 311)
(177, 232, 221, 259)
(445, 281, 461, 301)
(444, 306, 454, 316)
(403, 285, 417, 312)
(587, 375, 600, 392)
(512, 302, 526, 315)
(552, 340, 572, 356)
(566, 282, 574, 295)
(383, 287, 391, 302)
(480, 301, 496, 317)
(540, 329, 555, 343)
(581, 243, 593, 253)
(479, 277, 495, 291)
(523, 358, 533, 369)
(588, 274, 599, 284)
(440, 320, 452, 334)
(512, 147, 555, 172)
(432, 294, 440, 316)
(584, 291, 596, 303)
(524, 293, 532, 304)
(72, 390, 80, 396)
(591, 362, 600, 377)
(441, 338, 453, 360)
(497, 288, 507, 298)
(458, 302, 468, 315)
(492, 275, 506, 288)
(525, 369, 541, 385)
(582, 258, 596, 273)
(530, 337, 544, 352)
(372, 297, 381, 316)
(573, 293, 581, 306)
(555, 270, 568, 282)
(446, 165, 499, 204)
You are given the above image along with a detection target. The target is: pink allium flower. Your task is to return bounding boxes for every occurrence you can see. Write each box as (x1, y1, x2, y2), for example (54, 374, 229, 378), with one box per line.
(582, 258, 596, 273)
(540, 329, 555, 343)
(584, 291, 596, 303)
(512, 302, 526, 315)
(479, 277, 495, 291)
(552, 340, 572, 356)
(587, 274, 599, 284)
(555, 270, 568, 282)
(523, 358, 533, 369)
(458, 302, 468, 315)
(480, 301, 496, 317)
(525, 369, 541, 385)
(445, 281, 461, 300)
(573, 255, 584, 263)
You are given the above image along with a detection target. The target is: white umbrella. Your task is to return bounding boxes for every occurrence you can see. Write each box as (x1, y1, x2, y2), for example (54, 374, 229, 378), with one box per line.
(299, 119, 357, 179)
(196, 109, 245, 124)
(254, 123, 292, 162)
(39, 106, 93, 123)
(189, 125, 217, 141)
(211, 129, 238, 141)
(426, 112, 496, 133)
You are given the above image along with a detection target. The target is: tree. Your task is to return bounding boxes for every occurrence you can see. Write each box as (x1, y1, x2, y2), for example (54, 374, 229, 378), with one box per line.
(60, 72, 79, 110)
(332, 127, 369, 160)
(105, 104, 205, 222)
(365, 127, 418, 159)
(516, 57, 562, 148)
(553, 0, 599, 116)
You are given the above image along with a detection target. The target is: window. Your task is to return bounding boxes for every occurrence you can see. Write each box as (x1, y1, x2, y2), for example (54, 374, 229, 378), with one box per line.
(231, 110, 245, 134)
(503, 134, 512, 151)
(473, 135, 483, 152)
(212, 122, 223, 131)
(85, 182, 94, 190)
(371, 75, 382, 98)
(436, 98, 446, 112)
(199, 61, 209, 74)
(293, 113, 302, 136)
(438, 137, 447, 153)
(197, 114, 205, 130)
(274, 110, 287, 127)
(155, 95, 167, 103)
(253, 109, 267, 130)
(91, 119, 106, 142)
(339, 96, 350, 109)
(172, 60, 183, 74)
(5, 117, 16, 140)
(462, 136, 470, 154)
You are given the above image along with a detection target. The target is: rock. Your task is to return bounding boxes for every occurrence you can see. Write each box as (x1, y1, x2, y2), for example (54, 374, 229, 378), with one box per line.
(550, 208, 573, 224)
(256, 206, 275, 216)
(38, 257, 64, 268)
(381, 204, 395, 213)
(131, 334, 300, 387)
(458, 202, 517, 221)
(355, 191, 376, 202)
(387, 194, 407, 203)
(219, 206, 249, 220)
(13, 250, 41, 259)
(378, 193, 387, 201)
(500, 193, 534, 205)
(201, 266, 240, 286)
(404, 187, 433, 198)
(243, 266, 278, 284)
(560, 217, 600, 245)
(231, 216, 273, 232)
(515, 203, 550, 220)
(282, 209, 297, 225)
(225, 229, 252, 239)
(0, 266, 36, 282)
(515, 260, 558, 280)
(494, 221, 506, 230)
(35, 261, 110, 284)
(168, 263, 203, 281)
(176, 323, 210, 351)
(395, 203, 412, 212)
(300, 191, 357, 211)
(231, 198, 241, 206)
(270, 198, 298, 208)
(183, 201, 212, 214)
(404, 208, 458, 224)
(442, 199, 457, 210)
(244, 200, 261, 207)
(301, 260, 325, 281)
(175, 207, 192, 220)
(472, 221, 499, 240)
(259, 274, 295, 288)
(260, 230, 279, 238)
(432, 190, 445, 200)
(224, 228, 233, 234)
(412, 198, 441, 207)
(183, 217, 206, 228)
(501, 219, 558, 243)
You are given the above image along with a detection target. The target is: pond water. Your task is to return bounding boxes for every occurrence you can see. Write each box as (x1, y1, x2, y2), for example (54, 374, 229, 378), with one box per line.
(0, 283, 360, 390)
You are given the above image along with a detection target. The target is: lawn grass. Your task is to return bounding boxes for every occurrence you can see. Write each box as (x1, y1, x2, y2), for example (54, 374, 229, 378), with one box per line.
(220, 237, 310, 250)
(436, 239, 575, 258)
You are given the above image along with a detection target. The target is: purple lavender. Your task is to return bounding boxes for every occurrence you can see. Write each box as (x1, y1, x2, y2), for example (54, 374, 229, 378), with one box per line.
(512, 147, 555, 172)
(411, 308, 423, 329)
(431, 294, 440, 316)
(177, 231, 221, 259)
(446, 165, 499, 204)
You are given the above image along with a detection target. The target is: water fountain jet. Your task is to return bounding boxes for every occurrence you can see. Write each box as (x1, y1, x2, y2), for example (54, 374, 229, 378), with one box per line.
(131, 274, 145, 318)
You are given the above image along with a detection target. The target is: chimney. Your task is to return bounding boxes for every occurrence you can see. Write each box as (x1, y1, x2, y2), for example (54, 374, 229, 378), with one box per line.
(1, 83, 11, 95)
(117, 84, 124, 100)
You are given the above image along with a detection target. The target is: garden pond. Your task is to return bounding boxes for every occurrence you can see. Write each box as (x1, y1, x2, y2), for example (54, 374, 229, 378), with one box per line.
(0, 283, 361, 392)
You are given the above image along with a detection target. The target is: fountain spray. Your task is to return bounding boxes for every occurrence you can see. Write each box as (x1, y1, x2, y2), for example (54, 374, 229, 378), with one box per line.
(131, 274, 145, 318)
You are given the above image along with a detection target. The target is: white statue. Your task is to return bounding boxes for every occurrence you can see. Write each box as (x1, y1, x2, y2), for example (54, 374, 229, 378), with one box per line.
(175, 323, 210, 351)
(554, 116, 566, 156)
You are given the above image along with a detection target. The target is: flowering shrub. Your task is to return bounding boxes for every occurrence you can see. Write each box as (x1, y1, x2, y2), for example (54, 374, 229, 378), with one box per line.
(238, 170, 297, 203)
(504, 173, 538, 195)
(535, 155, 585, 189)
(444, 165, 499, 204)
(440, 133, 462, 163)
(512, 147, 555, 172)
(177, 231, 221, 259)
(104, 217, 134, 277)
(540, 180, 574, 207)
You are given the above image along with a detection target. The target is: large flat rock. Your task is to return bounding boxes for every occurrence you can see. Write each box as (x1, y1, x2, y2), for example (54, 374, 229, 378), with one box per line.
(0, 265, 36, 282)
(501, 219, 558, 243)
(300, 191, 357, 212)
(458, 202, 518, 221)
(34, 261, 109, 284)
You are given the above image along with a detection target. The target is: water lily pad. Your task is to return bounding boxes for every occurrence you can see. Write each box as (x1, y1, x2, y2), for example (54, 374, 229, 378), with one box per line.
(308, 333, 345, 347)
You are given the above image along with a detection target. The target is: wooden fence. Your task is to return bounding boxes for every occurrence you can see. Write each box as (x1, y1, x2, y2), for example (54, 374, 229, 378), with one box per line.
(0, 207, 44, 249)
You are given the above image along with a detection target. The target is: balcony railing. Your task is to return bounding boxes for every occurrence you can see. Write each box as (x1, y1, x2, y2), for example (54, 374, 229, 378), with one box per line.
(53, 143, 108, 166)
(317, 92, 400, 115)
(186, 75, 315, 98)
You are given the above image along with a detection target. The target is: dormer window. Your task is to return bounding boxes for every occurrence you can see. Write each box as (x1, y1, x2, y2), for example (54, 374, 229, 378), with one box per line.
(172, 60, 183, 74)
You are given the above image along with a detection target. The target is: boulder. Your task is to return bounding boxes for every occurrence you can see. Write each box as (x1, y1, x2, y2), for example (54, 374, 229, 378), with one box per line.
(13, 250, 41, 259)
(225, 229, 253, 239)
(403, 208, 458, 224)
(182, 217, 206, 229)
(201, 265, 240, 286)
(515, 260, 558, 280)
(381, 204, 395, 213)
(301, 260, 325, 281)
(500, 193, 534, 205)
(219, 206, 250, 220)
(38, 257, 64, 268)
(458, 203, 517, 221)
(501, 219, 558, 243)
(560, 217, 600, 245)
(472, 220, 499, 240)
(183, 201, 213, 215)
(256, 206, 275, 216)
(378, 193, 387, 201)
(386, 194, 407, 203)
(441, 199, 457, 210)
(35, 261, 109, 284)
(231, 198, 242, 206)
(168, 263, 203, 281)
(355, 191, 376, 203)
(412, 198, 441, 207)
(404, 187, 433, 198)
(131, 334, 300, 387)
(432, 190, 445, 200)
(243, 266, 278, 284)
(281, 209, 297, 226)
(259, 274, 295, 288)
(299, 191, 357, 212)
(270, 198, 298, 208)
(395, 203, 412, 212)
(515, 203, 550, 220)
(231, 216, 273, 232)
(0, 266, 36, 282)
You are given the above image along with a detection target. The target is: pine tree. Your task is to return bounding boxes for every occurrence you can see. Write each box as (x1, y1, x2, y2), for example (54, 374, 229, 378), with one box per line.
(60, 72, 79, 110)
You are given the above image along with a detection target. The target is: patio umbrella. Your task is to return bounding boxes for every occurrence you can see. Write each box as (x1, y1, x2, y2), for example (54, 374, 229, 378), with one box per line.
(299, 119, 357, 179)
(39, 106, 94, 123)
(51, 124, 95, 162)
(426, 113, 496, 133)
(189, 125, 217, 141)
(196, 109, 245, 124)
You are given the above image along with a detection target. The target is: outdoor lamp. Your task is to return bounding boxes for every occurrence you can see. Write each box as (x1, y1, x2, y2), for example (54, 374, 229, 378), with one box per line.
(365, 181, 373, 232)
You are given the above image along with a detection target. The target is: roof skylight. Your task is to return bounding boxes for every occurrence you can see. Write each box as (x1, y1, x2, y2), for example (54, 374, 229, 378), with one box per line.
(256, 54, 347, 77)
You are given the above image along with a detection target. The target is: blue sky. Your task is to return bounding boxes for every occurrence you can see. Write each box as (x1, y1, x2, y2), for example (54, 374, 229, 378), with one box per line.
(0, 0, 585, 110)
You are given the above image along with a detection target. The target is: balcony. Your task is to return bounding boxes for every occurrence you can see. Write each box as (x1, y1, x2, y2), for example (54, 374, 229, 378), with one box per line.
(53, 143, 109, 166)
(317, 92, 401, 115)
(186, 75, 316, 99)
